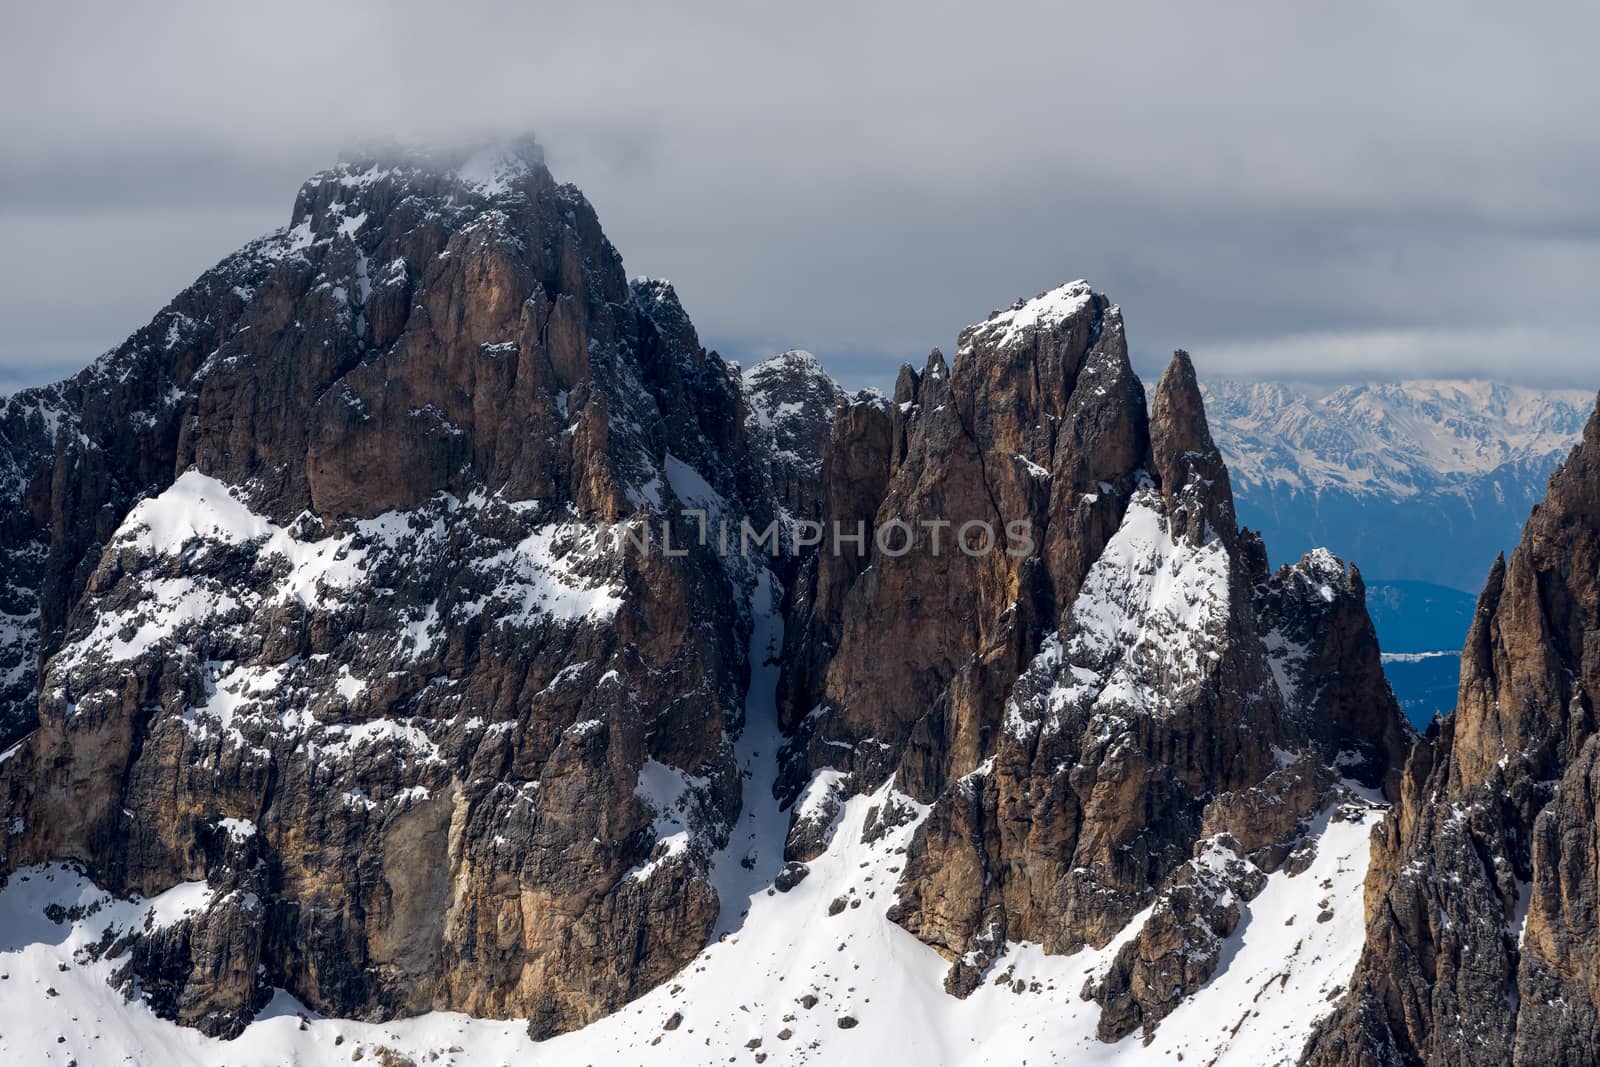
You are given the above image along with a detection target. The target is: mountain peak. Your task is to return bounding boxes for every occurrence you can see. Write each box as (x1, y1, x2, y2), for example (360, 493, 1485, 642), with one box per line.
(1154, 349, 1204, 420)
(743, 348, 846, 513)
(745, 348, 826, 378)
(287, 137, 566, 245)
(336, 135, 546, 182)
(1151, 349, 1236, 542)
(959, 280, 1099, 354)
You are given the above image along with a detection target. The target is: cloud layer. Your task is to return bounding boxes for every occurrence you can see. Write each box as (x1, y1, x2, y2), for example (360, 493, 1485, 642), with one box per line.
(4, 0, 1597, 391)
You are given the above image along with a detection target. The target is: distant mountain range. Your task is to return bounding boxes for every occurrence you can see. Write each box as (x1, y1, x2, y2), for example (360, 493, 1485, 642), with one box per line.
(1198, 378, 1594, 727)
(1201, 378, 1594, 593)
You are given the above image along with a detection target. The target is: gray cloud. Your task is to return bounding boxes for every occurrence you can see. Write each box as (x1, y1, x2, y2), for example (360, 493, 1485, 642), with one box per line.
(4, 0, 1597, 392)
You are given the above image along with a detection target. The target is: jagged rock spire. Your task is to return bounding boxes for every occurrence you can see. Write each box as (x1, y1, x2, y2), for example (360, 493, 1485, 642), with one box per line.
(1151, 349, 1237, 544)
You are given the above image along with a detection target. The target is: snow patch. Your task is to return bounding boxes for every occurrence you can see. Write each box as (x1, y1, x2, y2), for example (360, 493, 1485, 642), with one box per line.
(965, 280, 1095, 354)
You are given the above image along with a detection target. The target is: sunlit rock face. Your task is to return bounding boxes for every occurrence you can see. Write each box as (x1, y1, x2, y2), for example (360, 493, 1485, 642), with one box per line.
(770, 285, 1409, 1035)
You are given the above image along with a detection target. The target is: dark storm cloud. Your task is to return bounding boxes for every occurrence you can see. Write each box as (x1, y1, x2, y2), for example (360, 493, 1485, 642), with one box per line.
(4, 0, 1597, 391)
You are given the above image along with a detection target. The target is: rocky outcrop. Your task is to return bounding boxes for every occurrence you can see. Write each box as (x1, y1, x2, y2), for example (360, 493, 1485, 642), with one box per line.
(1306, 391, 1600, 1066)
(0, 145, 1416, 1056)
(882, 347, 1287, 981)
(1251, 544, 1415, 798)
(0, 141, 774, 1041)
(759, 285, 1411, 1041)
(0, 385, 68, 748)
(0, 233, 298, 751)
(1090, 762, 1379, 1043)
(783, 286, 1153, 810)
(774, 388, 895, 739)
(743, 350, 847, 522)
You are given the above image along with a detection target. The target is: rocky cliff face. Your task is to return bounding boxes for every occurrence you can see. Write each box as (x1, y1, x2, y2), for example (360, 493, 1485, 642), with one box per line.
(767, 285, 1411, 1039)
(0, 227, 305, 753)
(742, 350, 847, 523)
(1307, 392, 1600, 1066)
(0, 141, 778, 1040)
(0, 144, 1415, 1057)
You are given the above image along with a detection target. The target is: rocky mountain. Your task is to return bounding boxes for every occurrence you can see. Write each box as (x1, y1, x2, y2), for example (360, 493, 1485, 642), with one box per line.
(0, 144, 1420, 1065)
(741, 349, 848, 522)
(1202, 378, 1593, 595)
(0, 139, 777, 1041)
(1307, 390, 1600, 1066)
(774, 292, 1410, 1031)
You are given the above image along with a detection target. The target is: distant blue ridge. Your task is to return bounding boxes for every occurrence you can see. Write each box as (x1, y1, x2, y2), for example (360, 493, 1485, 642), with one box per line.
(1363, 580, 1474, 730)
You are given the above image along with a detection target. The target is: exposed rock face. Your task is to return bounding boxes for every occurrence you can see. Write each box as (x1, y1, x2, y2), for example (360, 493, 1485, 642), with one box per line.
(1306, 392, 1600, 1067)
(762, 286, 1410, 1040)
(741, 351, 895, 738)
(0, 386, 67, 748)
(0, 235, 296, 751)
(784, 286, 1154, 811)
(0, 148, 1414, 1055)
(1251, 544, 1414, 799)
(0, 141, 773, 1040)
(743, 350, 847, 522)
(772, 388, 895, 738)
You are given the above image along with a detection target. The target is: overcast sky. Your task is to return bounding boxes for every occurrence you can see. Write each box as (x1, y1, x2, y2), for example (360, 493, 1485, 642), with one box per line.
(3, 1, 1597, 393)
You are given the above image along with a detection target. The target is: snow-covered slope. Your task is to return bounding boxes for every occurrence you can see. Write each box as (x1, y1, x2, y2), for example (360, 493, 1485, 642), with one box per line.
(0, 802, 1379, 1067)
(0, 569, 1382, 1066)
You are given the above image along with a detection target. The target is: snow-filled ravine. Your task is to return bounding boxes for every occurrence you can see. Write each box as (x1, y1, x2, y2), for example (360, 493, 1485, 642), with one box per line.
(0, 568, 1380, 1066)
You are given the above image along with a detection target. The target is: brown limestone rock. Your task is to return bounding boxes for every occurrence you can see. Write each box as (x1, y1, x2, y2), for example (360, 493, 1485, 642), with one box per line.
(860, 335, 1407, 1031)
(1305, 392, 1600, 1066)
(1252, 544, 1415, 801)
(0, 142, 770, 1041)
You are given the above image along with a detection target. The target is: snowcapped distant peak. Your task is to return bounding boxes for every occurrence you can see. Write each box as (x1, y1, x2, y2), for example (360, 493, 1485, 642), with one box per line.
(1201, 377, 1593, 497)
